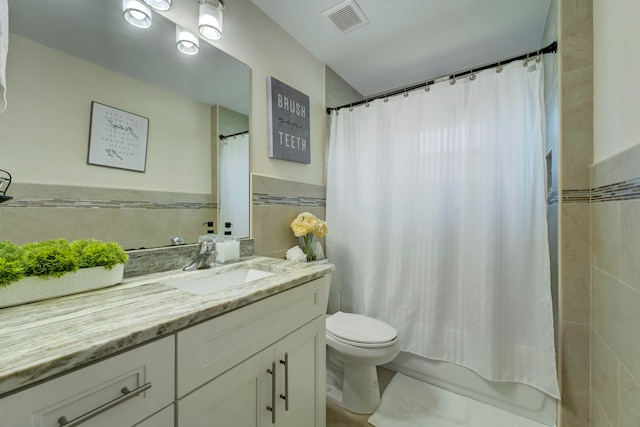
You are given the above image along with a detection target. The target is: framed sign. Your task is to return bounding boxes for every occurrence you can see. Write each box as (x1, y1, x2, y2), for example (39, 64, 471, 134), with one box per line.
(267, 77, 310, 164)
(87, 101, 149, 172)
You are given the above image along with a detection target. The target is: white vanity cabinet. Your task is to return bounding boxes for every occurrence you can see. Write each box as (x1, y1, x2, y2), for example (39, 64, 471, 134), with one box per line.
(176, 277, 327, 426)
(0, 269, 331, 427)
(0, 336, 175, 427)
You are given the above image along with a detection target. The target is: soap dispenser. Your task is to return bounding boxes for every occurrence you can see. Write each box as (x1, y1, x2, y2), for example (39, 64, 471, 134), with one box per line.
(203, 221, 215, 234)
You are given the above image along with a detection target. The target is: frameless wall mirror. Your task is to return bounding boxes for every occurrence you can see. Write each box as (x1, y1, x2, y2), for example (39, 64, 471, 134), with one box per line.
(2, 0, 250, 246)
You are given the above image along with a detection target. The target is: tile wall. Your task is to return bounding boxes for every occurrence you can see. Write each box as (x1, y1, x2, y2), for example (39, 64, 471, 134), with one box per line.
(590, 145, 640, 427)
(252, 174, 326, 259)
(558, 0, 593, 425)
(0, 183, 215, 250)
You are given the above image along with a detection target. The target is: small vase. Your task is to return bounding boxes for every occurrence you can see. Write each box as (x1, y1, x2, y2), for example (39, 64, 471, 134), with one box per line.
(300, 234, 316, 262)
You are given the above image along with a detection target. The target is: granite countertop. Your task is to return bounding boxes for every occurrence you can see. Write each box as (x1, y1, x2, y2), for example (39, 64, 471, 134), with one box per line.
(0, 257, 334, 397)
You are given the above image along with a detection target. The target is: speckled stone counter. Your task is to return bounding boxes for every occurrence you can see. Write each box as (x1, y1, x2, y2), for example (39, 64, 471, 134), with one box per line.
(0, 257, 334, 397)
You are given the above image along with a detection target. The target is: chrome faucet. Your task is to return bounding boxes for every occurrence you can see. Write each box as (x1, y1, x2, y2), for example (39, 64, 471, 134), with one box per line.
(183, 240, 217, 271)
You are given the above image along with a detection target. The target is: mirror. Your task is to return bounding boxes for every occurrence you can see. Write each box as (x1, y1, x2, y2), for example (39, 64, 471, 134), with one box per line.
(1, 0, 250, 247)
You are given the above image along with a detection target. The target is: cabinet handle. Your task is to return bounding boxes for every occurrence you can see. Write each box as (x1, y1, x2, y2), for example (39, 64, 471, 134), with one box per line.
(57, 382, 152, 426)
(266, 362, 276, 424)
(279, 352, 289, 411)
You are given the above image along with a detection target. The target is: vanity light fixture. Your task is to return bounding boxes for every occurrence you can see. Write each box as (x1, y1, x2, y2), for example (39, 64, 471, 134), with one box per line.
(123, 0, 153, 29)
(141, 0, 172, 11)
(198, 0, 225, 41)
(176, 26, 200, 55)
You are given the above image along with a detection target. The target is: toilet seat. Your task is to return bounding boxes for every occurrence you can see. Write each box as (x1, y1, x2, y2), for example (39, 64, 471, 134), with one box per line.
(326, 311, 398, 348)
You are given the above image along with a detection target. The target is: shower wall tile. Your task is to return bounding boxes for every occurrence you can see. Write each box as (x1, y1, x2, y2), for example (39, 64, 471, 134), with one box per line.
(560, 66, 593, 191)
(592, 144, 640, 188)
(560, 0, 593, 73)
(593, 269, 640, 388)
(591, 329, 620, 425)
(589, 141, 640, 427)
(620, 200, 640, 292)
(560, 204, 590, 323)
(561, 321, 590, 427)
(620, 365, 640, 427)
(591, 201, 621, 277)
(591, 392, 615, 427)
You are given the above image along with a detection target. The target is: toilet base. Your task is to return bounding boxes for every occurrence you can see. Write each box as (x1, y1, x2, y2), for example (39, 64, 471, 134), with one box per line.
(326, 363, 381, 414)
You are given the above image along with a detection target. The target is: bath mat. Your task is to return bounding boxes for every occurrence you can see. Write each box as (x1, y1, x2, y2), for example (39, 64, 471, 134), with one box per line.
(368, 373, 553, 427)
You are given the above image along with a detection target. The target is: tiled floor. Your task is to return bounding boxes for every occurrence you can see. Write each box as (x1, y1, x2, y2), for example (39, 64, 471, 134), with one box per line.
(326, 367, 397, 427)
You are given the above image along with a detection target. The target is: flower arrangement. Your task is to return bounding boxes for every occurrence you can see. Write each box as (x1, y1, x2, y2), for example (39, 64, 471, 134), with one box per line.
(290, 212, 328, 261)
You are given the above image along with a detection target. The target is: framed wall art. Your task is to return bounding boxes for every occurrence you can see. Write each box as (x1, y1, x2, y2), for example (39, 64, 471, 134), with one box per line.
(266, 77, 310, 164)
(87, 101, 149, 172)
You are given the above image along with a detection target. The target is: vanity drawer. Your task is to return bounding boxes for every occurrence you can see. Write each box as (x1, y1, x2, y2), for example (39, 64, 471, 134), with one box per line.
(0, 336, 174, 427)
(176, 277, 325, 397)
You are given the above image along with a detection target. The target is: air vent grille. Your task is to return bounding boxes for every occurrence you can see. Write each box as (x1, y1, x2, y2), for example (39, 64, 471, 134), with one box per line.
(323, 0, 369, 34)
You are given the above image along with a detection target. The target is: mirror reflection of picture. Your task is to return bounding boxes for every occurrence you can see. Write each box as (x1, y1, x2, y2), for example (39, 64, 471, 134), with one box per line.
(87, 102, 149, 173)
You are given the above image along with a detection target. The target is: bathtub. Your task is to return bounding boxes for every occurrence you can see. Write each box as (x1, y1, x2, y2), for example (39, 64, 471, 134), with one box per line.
(385, 351, 557, 426)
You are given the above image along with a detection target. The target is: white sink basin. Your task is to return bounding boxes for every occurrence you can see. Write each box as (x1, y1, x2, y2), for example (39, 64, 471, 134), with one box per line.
(168, 268, 275, 295)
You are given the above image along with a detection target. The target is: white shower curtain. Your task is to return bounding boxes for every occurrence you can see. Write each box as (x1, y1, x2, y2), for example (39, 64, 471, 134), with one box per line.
(219, 133, 249, 237)
(326, 61, 559, 399)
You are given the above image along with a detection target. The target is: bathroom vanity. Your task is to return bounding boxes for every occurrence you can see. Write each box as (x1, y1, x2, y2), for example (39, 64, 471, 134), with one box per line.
(0, 257, 333, 427)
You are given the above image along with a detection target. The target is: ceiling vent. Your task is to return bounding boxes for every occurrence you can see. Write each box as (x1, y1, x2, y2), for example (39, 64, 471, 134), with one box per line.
(323, 0, 369, 34)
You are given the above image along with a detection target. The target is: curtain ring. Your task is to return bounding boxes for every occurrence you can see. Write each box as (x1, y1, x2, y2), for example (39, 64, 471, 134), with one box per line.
(449, 75, 456, 85)
(496, 62, 503, 73)
(536, 50, 542, 63)
(424, 84, 430, 92)
(403, 89, 409, 98)
(365, 99, 370, 107)
(349, 104, 353, 112)
(469, 70, 476, 81)
(523, 54, 529, 67)
(384, 94, 389, 102)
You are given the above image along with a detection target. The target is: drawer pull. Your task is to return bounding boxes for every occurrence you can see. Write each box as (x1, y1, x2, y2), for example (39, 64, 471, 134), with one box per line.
(266, 362, 276, 424)
(57, 382, 152, 426)
(279, 353, 289, 410)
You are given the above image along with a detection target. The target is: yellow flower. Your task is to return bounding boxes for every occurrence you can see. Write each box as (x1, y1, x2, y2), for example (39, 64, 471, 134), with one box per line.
(291, 221, 309, 237)
(313, 221, 328, 238)
(290, 212, 328, 238)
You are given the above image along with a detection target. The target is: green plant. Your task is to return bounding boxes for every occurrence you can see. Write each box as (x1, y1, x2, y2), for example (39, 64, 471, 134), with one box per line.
(20, 239, 79, 278)
(71, 239, 128, 270)
(0, 240, 24, 262)
(0, 258, 23, 287)
(0, 238, 129, 287)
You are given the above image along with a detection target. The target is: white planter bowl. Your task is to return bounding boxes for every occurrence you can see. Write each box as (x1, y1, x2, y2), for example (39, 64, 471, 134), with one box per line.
(0, 264, 125, 308)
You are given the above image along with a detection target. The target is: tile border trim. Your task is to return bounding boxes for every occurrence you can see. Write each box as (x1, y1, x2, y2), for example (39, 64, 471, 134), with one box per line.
(1, 197, 215, 210)
(557, 177, 640, 204)
(252, 193, 326, 207)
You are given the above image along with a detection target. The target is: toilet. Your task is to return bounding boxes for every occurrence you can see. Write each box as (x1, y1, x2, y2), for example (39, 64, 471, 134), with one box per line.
(323, 276, 400, 414)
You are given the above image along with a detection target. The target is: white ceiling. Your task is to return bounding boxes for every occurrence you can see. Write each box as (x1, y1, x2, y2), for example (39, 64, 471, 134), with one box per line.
(250, 0, 552, 98)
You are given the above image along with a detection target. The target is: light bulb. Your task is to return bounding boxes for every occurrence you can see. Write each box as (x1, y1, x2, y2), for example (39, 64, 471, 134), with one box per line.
(123, 0, 152, 29)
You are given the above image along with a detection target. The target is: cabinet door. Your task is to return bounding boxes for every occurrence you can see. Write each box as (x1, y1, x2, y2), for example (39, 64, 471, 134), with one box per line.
(176, 278, 325, 398)
(0, 336, 174, 427)
(275, 316, 326, 427)
(134, 404, 174, 427)
(177, 348, 273, 427)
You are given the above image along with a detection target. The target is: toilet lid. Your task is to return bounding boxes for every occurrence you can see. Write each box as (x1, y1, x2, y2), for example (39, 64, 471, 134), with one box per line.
(326, 311, 398, 344)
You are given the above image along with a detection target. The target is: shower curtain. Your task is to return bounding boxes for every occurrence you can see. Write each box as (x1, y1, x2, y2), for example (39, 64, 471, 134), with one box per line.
(326, 61, 559, 399)
(219, 133, 249, 237)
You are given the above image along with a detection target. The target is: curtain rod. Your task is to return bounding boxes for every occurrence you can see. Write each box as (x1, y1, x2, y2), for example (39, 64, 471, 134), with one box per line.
(327, 41, 557, 114)
(219, 130, 249, 140)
